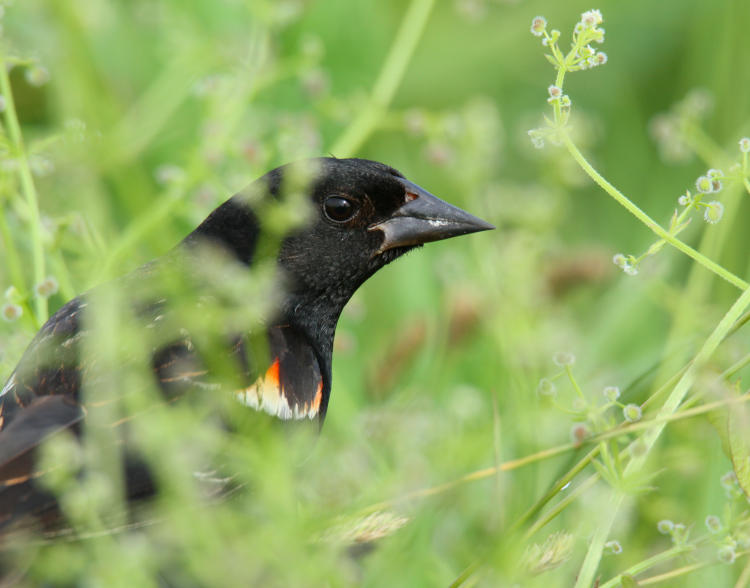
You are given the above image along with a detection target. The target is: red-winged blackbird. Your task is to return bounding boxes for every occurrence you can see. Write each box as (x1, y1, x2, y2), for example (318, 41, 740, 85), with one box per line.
(0, 157, 492, 531)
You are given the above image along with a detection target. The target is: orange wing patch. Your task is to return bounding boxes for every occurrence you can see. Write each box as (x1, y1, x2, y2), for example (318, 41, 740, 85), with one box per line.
(235, 359, 321, 421)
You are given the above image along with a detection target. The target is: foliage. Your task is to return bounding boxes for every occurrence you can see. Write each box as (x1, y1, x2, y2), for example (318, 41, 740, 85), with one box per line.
(1, 0, 750, 586)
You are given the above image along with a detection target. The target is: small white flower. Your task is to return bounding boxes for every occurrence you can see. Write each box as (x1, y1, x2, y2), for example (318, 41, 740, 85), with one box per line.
(703, 201, 724, 224)
(739, 137, 750, 153)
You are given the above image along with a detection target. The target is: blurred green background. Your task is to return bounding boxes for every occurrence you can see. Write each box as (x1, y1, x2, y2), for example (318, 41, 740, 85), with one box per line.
(2, 0, 750, 585)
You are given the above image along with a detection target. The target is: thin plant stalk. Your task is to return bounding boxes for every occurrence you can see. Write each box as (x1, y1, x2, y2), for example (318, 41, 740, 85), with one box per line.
(329, 0, 435, 156)
(0, 55, 48, 322)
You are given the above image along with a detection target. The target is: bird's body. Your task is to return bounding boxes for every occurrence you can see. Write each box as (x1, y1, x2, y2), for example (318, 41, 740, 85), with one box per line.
(0, 157, 492, 532)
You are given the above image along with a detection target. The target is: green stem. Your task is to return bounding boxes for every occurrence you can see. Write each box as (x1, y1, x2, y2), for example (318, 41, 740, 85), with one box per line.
(575, 492, 625, 588)
(329, 0, 435, 156)
(515, 447, 600, 534)
(0, 56, 48, 322)
(562, 133, 748, 291)
(565, 365, 586, 401)
(630, 286, 750, 470)
(0, 205, 38, 330)
(598, 544, 696, 588)
(575, 285, 750, 587)
(524, 473, 599, 539)
(723, 352, 750, 380)
(0, 191, 26, 291)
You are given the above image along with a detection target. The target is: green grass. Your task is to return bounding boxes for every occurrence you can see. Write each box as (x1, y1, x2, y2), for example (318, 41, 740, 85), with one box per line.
(1, 0, 750, 586)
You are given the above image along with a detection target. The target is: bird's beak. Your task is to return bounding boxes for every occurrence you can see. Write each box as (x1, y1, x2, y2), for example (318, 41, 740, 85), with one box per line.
(369, 179, 495, 254)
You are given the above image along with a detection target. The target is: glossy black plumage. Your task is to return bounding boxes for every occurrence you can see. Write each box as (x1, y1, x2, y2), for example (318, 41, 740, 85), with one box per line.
(0, 157, 493, 532)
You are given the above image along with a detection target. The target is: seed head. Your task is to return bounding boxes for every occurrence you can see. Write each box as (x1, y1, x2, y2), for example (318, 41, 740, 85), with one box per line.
(672, 523, 688, 544)
(721, 471, 738, 489)
(589, 52, 607, 67)
(537, 378, 556, 397)
(34, 276, 59, 299)
(528, 129, 545, 149)
(522, 531, 574, 575)
(1, 303, 22, 322)
(25, 65, 50, 87)
(604, 540, 622, 555)
(703, 201, 724, 224)
(603, 386, 620, 402)
(705, 515, 722, 534)
(570, 423, 590, 446)
(4, 286, 19, 302)
(623, 403, 642, 423)
(580, 9, 603, 28)
(552, 351, 575, 367)
(657, 519, 674, 534)
(530, 16, 547, 36)
(718, 545, 737, 565)
(695, 175, 713, 194)
(739, 137, 750, 153)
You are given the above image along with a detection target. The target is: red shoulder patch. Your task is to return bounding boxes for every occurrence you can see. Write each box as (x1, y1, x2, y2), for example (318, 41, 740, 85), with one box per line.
(235, 357, 322, 421)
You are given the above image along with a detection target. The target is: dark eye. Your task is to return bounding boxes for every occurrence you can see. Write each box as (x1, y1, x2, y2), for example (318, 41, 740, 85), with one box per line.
(323, 196, 357, 223)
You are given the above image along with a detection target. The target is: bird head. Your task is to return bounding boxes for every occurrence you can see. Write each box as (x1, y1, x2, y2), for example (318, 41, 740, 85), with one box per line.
(269, 158, 494, 298)
(187, 157, 493, 341)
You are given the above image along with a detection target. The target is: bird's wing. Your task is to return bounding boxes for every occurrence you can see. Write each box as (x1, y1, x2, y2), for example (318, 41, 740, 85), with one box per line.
(0, 393, 85, 485)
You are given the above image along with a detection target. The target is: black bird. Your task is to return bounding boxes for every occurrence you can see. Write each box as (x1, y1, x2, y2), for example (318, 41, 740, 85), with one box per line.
(0, 157, 493, 531)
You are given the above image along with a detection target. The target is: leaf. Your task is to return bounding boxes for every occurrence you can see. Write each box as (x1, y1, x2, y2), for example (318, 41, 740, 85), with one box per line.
(621, 574, 640, 587)
(544, 54, 558, 66)
(728, 399, 750, 497)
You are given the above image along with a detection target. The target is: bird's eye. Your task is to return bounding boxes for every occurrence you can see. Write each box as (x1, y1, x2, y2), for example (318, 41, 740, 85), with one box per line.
(323, 196, 357, 223)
